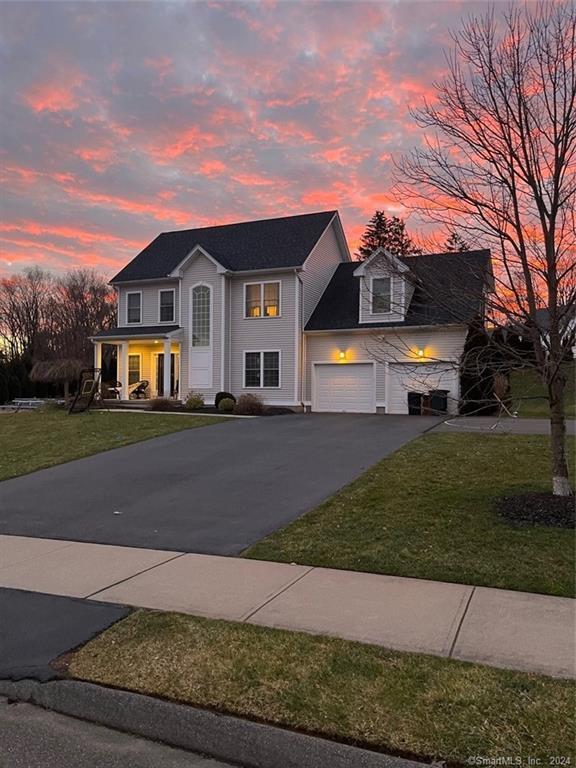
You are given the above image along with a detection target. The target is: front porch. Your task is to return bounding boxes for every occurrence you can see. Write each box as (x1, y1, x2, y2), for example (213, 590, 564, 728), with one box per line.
(91, 326, 183, 402)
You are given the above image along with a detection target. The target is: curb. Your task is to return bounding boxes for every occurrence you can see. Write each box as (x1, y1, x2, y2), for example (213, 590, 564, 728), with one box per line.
(0, 678, 428, 768)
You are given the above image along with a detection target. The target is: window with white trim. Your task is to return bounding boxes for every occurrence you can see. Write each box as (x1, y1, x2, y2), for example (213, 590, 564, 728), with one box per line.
(126, 292, 141, 324)
(159, 290, 175, 322)
(245, 282, 280, 318)
(192, 284, 210, 347)
(244, 351, 280, 388)
(128, 354, 141, 386)
(371, 277, 392, 314)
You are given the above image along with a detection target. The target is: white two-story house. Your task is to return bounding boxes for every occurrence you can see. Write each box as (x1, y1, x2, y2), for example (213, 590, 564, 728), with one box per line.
(92, 210, 492, 414)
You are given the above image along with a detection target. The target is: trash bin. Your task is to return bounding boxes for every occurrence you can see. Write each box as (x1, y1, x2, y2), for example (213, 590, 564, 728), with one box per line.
(407, 391, 422, 415)
(430, 389, 449, 414)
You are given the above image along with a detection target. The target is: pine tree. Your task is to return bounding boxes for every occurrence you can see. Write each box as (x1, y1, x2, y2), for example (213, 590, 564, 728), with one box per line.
(357, 212, 421, 260)
(444, 231, 470, 252)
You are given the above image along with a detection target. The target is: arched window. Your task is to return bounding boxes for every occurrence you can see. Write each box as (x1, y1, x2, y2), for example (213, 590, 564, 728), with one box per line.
(192, 285, 211, 347)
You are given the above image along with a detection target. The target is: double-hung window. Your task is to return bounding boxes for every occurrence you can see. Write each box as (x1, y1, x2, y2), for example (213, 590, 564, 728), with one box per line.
(244, 351, 280, 388)
(371, 277, 392, 314)
(126, 292, 141, 324)
(245, 282, 280, 318)
(159, 290, 175, 323)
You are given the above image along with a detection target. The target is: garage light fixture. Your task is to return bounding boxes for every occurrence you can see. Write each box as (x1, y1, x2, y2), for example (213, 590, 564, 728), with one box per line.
(417, 348, 425, 359)
(339, 350, 346, 360)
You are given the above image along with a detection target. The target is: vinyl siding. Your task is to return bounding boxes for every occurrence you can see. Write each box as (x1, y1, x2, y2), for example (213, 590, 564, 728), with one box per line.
(179, 253, 223, 401)
(304, 326, 467, 408)
(301, 220, 345, 324)
(118, 281, 180, 327)
(229, 271, 298, 404)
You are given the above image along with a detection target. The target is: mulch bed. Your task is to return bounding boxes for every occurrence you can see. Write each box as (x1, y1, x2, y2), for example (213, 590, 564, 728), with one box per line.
(495, 492, 575, 529)
(149, 405, 295, 417)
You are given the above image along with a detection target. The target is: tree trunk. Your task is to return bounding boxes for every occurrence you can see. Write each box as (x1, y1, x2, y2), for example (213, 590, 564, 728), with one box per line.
(63, 379, 70, 404)
(548, 373, 572, 497)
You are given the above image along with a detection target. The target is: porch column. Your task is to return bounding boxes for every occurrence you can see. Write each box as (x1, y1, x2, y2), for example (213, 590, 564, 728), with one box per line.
(93, 341, 102, 393)
(163, 338, 172, 398)
(120, 341, 129, 400)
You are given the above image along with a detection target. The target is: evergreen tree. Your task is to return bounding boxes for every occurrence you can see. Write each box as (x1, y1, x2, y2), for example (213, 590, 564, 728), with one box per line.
(444, 231, 470, 252)
(357, 211, 421, 260)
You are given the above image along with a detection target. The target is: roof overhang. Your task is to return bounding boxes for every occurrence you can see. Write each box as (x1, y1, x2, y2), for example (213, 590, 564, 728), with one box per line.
(304, 322, 466, 335)
(90, 327, 184, 342)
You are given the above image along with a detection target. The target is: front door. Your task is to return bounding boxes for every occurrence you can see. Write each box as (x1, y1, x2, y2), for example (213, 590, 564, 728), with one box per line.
(156, 353, 179, 397)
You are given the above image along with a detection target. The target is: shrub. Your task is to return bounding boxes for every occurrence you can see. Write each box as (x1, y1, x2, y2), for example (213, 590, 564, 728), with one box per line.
(185, 391, 205, 410)
(234, 393, 264, 415)
(217, 397, 235, 413)
(215, 391, 236, 408)
(149, 397, 176, 411)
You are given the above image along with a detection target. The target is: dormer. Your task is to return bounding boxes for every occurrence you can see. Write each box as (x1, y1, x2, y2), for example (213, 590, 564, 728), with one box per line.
(353, 248, 411, 324)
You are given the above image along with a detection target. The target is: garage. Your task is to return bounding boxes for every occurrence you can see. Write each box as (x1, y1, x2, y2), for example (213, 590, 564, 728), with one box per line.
(387, 362, 459, 415)
(313, 362, 376, 413)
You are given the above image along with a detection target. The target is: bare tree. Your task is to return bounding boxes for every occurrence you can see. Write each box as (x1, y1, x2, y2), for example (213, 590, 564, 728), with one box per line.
(393, 2, 576, 496)
(0, 268, 53, 361)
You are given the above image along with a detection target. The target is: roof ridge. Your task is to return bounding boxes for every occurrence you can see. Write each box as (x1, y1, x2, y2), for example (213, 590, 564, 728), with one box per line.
(160, 209, 337, 236)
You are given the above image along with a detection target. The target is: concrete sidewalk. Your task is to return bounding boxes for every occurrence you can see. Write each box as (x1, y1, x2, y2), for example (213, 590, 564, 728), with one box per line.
(0, 534, 573, 679)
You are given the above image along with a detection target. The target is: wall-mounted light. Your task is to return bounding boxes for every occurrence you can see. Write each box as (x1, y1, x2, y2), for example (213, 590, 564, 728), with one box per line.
(339, 350, 346, 360)
(417, 348, 425, 358)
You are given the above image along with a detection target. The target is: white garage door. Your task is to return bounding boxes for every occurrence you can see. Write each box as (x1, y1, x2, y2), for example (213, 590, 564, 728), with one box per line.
(388, 363, 458, 415)
(313, 363, 375, 413)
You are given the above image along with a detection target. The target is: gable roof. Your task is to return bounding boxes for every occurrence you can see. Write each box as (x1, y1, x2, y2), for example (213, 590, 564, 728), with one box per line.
(111, 211, 338, 283)
(306, 249, 491, 331)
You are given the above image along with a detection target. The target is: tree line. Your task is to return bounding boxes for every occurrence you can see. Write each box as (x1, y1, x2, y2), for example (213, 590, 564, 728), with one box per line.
(0, 267, 116, 403)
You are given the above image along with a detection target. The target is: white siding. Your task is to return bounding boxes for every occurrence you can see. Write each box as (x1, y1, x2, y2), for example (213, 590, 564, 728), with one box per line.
(118, 281, 180, 327)
(301, 220, 345, 323)
(229, 271, 298, 404)
(179, 253, 223, 402)
(304, 326, 467, 410)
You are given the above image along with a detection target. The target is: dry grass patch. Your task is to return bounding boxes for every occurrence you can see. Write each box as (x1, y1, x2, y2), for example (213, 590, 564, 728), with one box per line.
(69, 611, 575, 764)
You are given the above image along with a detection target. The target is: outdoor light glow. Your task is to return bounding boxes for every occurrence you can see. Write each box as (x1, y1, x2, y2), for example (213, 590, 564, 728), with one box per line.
(339, 350, 346, 360)
(417, 349, 424, 357)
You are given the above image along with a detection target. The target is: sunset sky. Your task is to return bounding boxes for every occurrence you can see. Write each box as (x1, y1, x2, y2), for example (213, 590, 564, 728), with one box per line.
(1, 0, 494, 278)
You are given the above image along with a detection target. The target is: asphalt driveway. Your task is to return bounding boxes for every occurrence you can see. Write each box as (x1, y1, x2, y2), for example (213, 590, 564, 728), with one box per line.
(0, 414, 438, 554)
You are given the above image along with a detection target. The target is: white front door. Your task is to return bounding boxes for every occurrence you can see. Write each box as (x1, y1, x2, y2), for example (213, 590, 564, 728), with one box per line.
(313, 363, 376, 413)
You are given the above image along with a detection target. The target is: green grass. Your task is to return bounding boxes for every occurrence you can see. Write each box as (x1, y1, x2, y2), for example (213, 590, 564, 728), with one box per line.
(510, 362, 575, 418)
(0, 409, 224, 482)
(245, 433, 575, 597)
(69, 611, 575, 764)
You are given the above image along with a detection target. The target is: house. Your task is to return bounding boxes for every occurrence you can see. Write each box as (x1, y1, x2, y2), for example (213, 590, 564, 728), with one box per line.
(91, 210, 492, 414)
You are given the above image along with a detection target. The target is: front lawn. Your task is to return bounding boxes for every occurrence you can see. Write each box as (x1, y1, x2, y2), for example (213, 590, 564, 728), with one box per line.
(69, 611, 575, 764)
(245, 433, 575, 597)
(510, 362, 575, 418)
(0, 409, 223, 482)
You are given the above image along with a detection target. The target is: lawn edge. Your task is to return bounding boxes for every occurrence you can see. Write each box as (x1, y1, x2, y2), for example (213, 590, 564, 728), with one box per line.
(0, 412, 224, 484)
(0, 678, 429, 768)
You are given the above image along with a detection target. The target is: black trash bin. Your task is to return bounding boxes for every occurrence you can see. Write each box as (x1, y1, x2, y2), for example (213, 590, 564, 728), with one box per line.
(407, 391, 423, 415)
(429, 389, 449, 414)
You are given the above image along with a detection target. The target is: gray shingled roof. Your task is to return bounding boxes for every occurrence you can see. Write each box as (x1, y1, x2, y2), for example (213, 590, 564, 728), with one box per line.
(92, 325, 181, 339)
(111, 211, 337, 283)
(305, 250, 491, 331)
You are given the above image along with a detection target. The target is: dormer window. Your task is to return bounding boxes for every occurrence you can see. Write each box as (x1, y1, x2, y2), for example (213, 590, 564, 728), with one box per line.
(371, 277, 392, 314)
